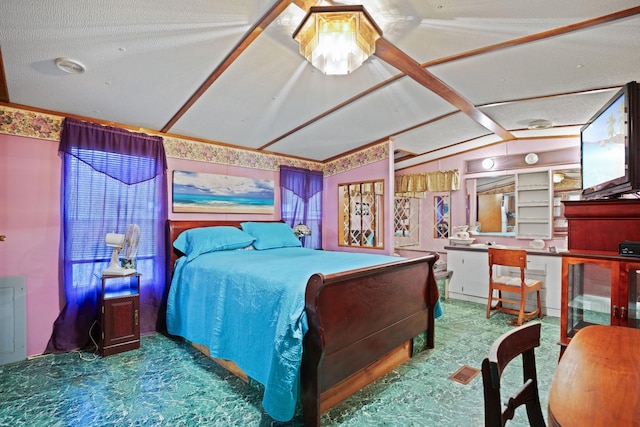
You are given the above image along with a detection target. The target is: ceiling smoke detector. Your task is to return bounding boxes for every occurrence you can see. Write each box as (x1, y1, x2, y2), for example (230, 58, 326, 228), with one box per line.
(527, 119, 553, 130)
(54, 57, 86, 74)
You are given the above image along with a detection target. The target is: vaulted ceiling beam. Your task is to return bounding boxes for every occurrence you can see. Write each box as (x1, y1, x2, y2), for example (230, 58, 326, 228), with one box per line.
(264, 6, 640, 153)
(374, 37, 515, 141)
(162, 4, 640, 151)
(161, 0, 319, 133)
(0, 48, 9, 103)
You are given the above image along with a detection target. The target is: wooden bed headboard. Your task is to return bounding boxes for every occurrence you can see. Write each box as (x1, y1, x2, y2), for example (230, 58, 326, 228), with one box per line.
(167, 220, 279, 272)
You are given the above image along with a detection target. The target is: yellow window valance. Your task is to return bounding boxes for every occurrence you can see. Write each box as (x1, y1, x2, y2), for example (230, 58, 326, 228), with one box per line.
(395, 169, 459, 197)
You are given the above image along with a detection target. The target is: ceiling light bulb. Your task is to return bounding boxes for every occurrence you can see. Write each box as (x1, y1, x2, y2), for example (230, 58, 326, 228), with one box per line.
(482, 158, 494, 169)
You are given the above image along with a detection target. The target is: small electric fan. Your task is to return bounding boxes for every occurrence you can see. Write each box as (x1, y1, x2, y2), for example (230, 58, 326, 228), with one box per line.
(102, 224, 140, 276)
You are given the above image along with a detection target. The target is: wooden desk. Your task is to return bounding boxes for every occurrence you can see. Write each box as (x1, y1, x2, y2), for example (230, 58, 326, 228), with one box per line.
(548, 325, 640, 427)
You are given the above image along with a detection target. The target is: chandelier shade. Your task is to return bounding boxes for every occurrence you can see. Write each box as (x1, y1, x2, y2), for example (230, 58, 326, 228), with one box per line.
(293, 5, 382, 75)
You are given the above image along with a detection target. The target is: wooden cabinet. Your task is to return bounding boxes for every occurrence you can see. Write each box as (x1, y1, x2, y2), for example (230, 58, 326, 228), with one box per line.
(561, 254, 640, 346)
(560, 199, 640, 349)
(516, 170, 553, 239)
(446, 247, 562, 316)
(447, 249, 489, 299)
(563, 199, 640, 253)
(100, 273, 140, 356)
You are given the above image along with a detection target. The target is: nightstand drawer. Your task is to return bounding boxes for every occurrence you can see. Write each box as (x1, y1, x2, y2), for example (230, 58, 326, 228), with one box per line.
(101, 294, 140, 356)
(100, 274, 141, 356)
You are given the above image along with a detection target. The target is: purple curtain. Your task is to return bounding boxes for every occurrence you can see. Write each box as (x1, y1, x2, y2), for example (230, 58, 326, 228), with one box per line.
(46, 118, 168, 353)
(280, 166, 323, 249)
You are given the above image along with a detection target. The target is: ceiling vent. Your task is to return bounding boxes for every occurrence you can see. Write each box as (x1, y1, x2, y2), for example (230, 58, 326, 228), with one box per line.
(527, 119, 553, 130)
(54, 57, 86, 74)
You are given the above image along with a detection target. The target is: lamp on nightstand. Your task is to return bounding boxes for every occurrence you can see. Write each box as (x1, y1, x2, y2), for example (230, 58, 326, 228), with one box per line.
(293, 223, 312, 239)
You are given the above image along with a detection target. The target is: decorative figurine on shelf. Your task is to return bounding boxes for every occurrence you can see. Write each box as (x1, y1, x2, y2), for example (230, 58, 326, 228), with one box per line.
(293, 223, 311, 240)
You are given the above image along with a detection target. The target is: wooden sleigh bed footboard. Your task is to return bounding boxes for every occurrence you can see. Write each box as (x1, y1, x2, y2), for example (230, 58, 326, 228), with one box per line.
(166, 220, 438, 426)
(301, 254, 438, 426)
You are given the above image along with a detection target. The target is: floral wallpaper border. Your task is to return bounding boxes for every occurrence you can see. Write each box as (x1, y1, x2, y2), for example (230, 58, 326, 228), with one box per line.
(0, 105, 388, 175)
(0, 105, 63, 141)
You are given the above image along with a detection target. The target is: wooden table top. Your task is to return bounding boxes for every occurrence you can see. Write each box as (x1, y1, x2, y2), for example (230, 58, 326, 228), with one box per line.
(548, 325, 640, 427)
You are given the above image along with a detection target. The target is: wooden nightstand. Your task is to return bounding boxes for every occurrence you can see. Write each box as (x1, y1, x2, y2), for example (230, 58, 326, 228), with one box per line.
(100, 273, 141, 356)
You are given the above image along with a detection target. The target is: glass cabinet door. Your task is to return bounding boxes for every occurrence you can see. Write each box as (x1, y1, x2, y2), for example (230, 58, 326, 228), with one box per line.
(624, 263, 640, 328)
(566, 259, 614, 339)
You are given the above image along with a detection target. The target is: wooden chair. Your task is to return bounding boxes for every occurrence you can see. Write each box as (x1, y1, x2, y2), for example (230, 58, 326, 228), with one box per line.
(486, 248, 543, 326)
(481, 322, 546, 427)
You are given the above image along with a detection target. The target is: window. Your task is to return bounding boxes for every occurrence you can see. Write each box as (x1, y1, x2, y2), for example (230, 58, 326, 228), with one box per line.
(339, 180, 384, 249)
(47, 118, 167, 353)
(280, 166, 323, 249)
(434, 194, 450, 239)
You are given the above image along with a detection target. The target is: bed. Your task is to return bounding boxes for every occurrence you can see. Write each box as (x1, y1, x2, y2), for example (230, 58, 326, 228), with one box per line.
(166, 220, 439, 426)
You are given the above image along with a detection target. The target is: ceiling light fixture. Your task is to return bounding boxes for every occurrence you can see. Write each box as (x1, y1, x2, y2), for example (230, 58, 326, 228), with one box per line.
(54, 57, 86, 74)
(525, 153, 539, 165)
(482, 158, 494, 169)
(553, 172, 565, 184)
(293, 5, 382, 75)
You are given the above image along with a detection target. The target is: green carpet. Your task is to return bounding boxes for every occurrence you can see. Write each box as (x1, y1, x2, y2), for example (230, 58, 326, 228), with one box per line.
(0, 297, 560, 426)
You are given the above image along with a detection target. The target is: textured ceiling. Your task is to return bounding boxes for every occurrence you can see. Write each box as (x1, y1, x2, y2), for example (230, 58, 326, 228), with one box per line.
(1, 1, 639, 168)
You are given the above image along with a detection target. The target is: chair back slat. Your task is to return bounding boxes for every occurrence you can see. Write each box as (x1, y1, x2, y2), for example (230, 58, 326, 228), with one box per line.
(482, 322, 546, 427)
(488, 248, 527, 269)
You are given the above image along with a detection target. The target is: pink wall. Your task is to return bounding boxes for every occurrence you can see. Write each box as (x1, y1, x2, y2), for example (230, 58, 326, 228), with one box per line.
(1, 131, 390, 356)
(0, 134, 61, 356)
(0, 139, 287, 357)
(0, 129, 576, 356)
(396, 137, 580, 256)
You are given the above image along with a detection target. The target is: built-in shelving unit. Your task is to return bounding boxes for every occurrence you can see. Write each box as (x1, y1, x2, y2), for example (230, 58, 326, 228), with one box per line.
(516, 171, 553, 239)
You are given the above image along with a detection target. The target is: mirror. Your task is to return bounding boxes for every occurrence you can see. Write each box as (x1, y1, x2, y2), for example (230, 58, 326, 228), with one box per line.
(552, 169, 582, 236)
(468, 175, 516, 235)
(467, 169, 581, 236)
(338, 180, 384, 249)
(434, 194, 450, 238)
(394, 197, 419, 246)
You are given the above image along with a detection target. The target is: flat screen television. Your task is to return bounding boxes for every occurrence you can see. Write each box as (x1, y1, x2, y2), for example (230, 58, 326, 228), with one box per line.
(581, 81, 640, 199)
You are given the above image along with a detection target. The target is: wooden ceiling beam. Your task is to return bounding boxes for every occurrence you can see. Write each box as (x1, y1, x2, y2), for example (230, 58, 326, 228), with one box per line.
(292, 0, 320, 10)
(161, 0, 301, 133)
(266, 6, 640, 153)
(0, 47, 9, 103)
(162, 3, 640, 154)
(425, 5, 640, 68)
(161, 0, 321, 133)
(374, 37, 515, 141)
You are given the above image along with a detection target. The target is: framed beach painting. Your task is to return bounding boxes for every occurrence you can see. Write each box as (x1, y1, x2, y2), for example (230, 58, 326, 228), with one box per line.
(172, 170, 275, 214)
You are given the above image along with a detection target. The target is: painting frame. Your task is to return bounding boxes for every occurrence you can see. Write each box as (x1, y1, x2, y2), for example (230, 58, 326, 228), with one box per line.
(172, 170, 275, 214)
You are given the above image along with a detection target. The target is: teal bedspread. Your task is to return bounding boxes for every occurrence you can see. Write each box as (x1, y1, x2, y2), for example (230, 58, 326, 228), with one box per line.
(166, 247, 407, 422)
